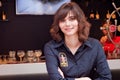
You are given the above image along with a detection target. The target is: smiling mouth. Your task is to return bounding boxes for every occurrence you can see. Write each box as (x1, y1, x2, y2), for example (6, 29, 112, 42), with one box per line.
(65, 28, 74, 31)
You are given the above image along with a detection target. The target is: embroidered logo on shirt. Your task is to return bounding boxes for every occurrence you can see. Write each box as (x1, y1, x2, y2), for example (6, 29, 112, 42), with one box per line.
(59, 52, 68, 67)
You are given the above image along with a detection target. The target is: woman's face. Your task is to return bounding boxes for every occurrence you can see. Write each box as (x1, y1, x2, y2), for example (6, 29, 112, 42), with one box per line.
(59, 11, 79, 36)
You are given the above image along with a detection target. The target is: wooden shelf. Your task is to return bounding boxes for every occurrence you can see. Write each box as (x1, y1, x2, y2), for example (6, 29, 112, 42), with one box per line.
(0, 19, 8, 21)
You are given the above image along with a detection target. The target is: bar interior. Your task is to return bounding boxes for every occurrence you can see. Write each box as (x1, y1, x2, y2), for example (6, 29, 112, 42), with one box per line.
(0, 0, 120, 80)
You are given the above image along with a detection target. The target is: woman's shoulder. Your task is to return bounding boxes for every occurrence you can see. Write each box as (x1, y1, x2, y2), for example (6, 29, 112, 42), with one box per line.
(88, 37, 100, 43)
(45, 40, 56, 45)
(87, 37, 101, 46)
(44, 40, 60, 47)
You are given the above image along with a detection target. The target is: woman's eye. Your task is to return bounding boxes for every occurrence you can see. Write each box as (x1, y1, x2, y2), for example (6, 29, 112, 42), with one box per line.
(69, 17, 76, 21)
(60, 19, 65, 22)
(59, 16, 76, 22)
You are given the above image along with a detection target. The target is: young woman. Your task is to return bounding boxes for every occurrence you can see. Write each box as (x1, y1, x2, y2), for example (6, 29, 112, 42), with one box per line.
(44, 2, 112, 80)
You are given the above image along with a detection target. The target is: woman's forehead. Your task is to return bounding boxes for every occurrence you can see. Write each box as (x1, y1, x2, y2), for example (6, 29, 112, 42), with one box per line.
(58, 11, 76, 20)
(65, 11, 75, 17)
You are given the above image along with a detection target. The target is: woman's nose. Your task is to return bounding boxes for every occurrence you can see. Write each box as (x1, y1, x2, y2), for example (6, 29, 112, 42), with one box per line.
(65, 20, 70, 26)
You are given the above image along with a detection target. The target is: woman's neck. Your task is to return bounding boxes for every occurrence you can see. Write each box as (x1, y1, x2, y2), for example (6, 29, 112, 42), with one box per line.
(65, 35, 82, 55)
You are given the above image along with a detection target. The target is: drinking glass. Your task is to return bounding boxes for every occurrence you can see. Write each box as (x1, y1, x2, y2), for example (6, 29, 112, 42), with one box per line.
(17, 50, 25, 62)
(0, 55, 2, 64)
(9, 51, 16, 62)
(3, 55, 7, 64)
(34, 50, 42, 62)
(27, 50, 34, 63)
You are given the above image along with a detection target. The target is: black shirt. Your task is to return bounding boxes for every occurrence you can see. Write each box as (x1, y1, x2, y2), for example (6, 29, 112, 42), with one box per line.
(44, 37, 112, 80)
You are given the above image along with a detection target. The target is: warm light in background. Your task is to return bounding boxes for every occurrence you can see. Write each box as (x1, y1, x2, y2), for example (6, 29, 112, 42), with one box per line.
(0, 1, 2, 7)
(2, 11, 7, 21)
(106, 10, 111, 19)
(95, 11, 100, 19)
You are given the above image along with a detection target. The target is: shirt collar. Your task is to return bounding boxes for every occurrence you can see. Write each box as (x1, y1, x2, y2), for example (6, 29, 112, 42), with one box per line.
(84, 38, 92, 48)
(53, 38, 93, 49)
(53, 40, 64, 48)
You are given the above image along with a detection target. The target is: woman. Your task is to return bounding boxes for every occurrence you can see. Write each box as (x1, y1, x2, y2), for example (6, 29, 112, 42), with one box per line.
(44, 2, 112, 80)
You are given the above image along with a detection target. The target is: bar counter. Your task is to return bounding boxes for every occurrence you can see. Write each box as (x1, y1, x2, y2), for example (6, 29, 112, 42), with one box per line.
(0, 62, 47, 76)
(0, 59, 120, 80)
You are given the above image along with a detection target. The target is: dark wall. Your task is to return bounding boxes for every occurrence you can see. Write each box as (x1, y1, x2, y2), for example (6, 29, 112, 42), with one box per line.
(0, 0, 53, 54)
(0, 0, 120, 54)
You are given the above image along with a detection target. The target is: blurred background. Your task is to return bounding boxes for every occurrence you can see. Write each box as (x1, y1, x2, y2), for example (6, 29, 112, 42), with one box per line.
(0, 0, 120, 56)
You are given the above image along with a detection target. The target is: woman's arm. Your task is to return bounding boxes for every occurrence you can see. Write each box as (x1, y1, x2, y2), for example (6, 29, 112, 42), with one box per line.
(93, 41, 112, 80)
(58, 67, 91, 80)
(44, 43, 75, 80)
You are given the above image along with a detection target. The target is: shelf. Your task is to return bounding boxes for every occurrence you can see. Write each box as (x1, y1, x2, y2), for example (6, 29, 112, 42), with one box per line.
(0, 19, 8, 22)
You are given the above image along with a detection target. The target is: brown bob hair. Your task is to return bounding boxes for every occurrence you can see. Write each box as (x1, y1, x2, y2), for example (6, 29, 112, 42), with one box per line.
(50, 2, 91, 42)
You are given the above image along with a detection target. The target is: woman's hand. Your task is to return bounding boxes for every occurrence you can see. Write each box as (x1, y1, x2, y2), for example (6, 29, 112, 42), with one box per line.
(58, 68, 64, 78)
(75, 77, 91, 80)
(58, 68, 91, 80)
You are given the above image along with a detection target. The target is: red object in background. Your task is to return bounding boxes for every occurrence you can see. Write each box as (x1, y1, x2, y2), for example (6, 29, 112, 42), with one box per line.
(103, 36, 120, 53)
(109, 25, 116, 32)
(104, 43, 114, 53)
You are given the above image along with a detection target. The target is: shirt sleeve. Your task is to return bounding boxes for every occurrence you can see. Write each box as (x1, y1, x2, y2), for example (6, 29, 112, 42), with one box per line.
(93, 41, 112, 80)
(44, 43, 74, 80)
